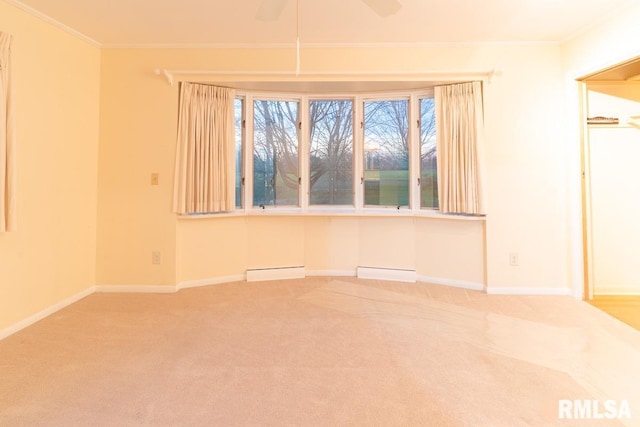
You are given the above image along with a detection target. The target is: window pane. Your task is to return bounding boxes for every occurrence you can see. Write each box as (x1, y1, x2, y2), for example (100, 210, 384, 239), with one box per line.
(253, 100, 299, 207)
(420, 97, 438, 208)
(363, 100, 409, 207)
(235, 98, 243, 208)
(309, 100, 354, 205)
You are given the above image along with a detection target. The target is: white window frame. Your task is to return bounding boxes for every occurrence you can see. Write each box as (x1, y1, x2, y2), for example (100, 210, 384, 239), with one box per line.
(307, 95, 357, 209)
(249, 94, 303, 211)
(234, 88, 438, 214)
(234, 96, 246, 210)
(361, 94, 413, 211)
(416, 89, 437, 212)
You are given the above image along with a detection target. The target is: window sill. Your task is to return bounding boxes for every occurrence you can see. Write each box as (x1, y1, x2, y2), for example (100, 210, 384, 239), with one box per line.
(177, 209, 485, 221)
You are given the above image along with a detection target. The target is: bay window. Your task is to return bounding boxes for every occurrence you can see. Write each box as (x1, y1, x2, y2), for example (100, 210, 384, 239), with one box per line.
(235, 91, 437, 211)
(175, 81, 485, 217)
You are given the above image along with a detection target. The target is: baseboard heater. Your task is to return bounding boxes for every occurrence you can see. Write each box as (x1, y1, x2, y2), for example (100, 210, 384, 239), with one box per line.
(246, 266, 306, 282)
(357, 267, 417, 283)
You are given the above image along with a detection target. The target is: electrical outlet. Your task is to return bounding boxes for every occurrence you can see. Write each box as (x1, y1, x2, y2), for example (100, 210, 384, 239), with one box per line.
(509, 252, 519, 267)
(152, 251, 161, 265)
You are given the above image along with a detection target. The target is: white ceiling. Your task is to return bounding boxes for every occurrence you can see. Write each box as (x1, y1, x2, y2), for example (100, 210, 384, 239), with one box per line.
(7, 0, 637, 47)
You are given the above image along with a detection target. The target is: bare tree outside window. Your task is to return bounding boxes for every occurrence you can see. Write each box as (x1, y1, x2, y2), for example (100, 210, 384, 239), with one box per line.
(242, 92, 437, 211)
(309, 100, 354, 205)
(420, 97, 438, 208)
(253, 100, 299, 206)
(363, 99, 409, 207)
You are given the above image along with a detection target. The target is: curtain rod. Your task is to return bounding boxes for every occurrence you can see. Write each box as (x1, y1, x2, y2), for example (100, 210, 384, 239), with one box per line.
(153, 68, 503, 86)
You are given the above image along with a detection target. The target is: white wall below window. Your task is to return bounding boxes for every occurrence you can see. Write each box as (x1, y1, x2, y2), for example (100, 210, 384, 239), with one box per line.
(176, 216, 486, 289)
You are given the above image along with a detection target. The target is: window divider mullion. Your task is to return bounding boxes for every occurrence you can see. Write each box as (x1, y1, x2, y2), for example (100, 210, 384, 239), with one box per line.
(410, 93, 421, 213)
(299, 95, 309, 211)
(353, 95, 364, 212)
(244, 94, 254, 210)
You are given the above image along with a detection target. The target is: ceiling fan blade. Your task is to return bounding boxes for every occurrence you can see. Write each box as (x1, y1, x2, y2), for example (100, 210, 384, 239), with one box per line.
(361, 0, 402, 17)
(256, 0, 288, 21)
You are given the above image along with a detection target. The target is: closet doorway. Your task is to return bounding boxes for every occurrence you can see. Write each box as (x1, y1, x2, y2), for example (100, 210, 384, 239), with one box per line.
(579, 57, 640, 330)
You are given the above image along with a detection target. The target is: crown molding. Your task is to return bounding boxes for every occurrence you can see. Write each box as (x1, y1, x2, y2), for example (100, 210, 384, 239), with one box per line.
(101, 42, 294, 49)
(102, 40, 560, 50)
(303, 41, 561, 48)
(4, 0, 101, 47)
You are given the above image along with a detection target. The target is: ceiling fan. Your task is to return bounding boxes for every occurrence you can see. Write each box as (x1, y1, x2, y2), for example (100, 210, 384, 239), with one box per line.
(256, 0, 402, 21)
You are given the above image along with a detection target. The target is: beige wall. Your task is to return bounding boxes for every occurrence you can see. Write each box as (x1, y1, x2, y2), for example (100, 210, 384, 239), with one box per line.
(0, 2, 100, 331)
(175, 215, 485, 286)
(96, 49, 178, 286)
(414, 218, 485, 284)
(98, 44, 568, 292)
(303, 217, 359, 274)
(482, 46, 568, 291)
(177, 216, 248, 283)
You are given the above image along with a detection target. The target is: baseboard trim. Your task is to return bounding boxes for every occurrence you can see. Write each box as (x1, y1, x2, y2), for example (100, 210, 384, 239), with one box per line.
(94, 285, 176, 294)
(246, 266, 305, 282)
(357, 267, 416, 283)
(178, 275, 246, 290)
(416, 275, 486, 291)
(305, 269, 357, 277)
(0, 286, 95, 341)
(486, 287, 572, 296)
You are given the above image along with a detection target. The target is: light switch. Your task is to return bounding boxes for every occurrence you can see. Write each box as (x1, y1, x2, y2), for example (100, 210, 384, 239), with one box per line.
(151, 173, 159, 185)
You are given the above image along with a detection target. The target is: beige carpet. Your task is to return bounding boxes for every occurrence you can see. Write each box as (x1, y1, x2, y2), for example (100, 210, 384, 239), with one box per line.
(1, 277, 640, 426)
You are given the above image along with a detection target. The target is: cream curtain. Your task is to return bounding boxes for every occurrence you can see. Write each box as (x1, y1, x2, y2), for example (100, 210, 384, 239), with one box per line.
(1, 32, 16, 232)
(173, 83, 236, 214)
(435, 81, 485, 215)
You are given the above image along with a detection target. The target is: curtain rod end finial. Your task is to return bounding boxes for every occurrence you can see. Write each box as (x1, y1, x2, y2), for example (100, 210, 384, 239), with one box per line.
(155, 68, 174, 85)
(488, 68, 503, 84)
